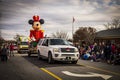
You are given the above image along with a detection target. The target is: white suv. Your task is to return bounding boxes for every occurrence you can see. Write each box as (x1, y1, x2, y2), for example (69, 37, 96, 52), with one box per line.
(37, 38, 79, 64)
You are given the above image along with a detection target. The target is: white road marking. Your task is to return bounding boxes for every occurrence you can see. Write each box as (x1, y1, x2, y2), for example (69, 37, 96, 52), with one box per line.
(62, 71, 112, 80)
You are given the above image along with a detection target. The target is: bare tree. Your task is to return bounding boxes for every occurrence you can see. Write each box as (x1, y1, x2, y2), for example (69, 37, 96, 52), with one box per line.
(0, 30, 5, 46)
(14, 34, 25, 41)
(0, 30, 1, 38)
(52, 31, 69, 40)
(73, 27, 96, 44)
(104, 17, 120, 29)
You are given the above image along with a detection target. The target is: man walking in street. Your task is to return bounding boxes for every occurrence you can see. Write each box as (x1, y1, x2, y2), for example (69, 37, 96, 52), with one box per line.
(0, 45, 8, 62)
(10, 43, 14, 56)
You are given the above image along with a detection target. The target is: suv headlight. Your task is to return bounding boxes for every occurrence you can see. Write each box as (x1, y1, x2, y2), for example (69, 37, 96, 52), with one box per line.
(75, 48, 79, 52)
(53, 48, 60, 53)
(20, 46, 22, 48)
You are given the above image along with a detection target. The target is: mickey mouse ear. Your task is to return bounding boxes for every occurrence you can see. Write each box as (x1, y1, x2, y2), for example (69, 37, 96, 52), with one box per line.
(39, 19, 44, 24)
(28, 19, 33, 25)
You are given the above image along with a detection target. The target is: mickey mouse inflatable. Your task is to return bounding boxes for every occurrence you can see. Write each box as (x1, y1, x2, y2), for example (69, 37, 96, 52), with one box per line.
(28, 15, 44, 42)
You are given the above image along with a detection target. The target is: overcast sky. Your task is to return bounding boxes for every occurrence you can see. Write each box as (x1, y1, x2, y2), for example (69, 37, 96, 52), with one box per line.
(0, 0, 120, 40)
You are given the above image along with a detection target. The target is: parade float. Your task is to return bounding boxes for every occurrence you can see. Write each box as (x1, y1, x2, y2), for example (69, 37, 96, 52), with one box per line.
(28, 15, 45, 56)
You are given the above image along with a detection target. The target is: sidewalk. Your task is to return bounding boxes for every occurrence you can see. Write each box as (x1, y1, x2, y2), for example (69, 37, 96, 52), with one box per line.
(78, 59, 120, 76)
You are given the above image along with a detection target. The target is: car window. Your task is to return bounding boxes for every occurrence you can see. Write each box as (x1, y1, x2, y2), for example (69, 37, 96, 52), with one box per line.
(50, 39, 69, 45)
(38, 39, 43, 45)
(21, 42, 28, 45)
(42, 39, 48, 46)
(13, 44, 17, 46)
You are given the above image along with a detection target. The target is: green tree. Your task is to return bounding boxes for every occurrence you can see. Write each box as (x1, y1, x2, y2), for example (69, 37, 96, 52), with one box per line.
(0, 30, 5, 47)
(73, 27, 96, 44)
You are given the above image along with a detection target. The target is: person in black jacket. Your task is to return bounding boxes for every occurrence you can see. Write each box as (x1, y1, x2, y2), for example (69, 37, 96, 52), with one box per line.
(104, 43, 111, 63)
(0, 45, 8, 62)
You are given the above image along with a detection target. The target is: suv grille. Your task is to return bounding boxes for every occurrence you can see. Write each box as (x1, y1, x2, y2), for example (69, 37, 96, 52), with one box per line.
(61, 48, 75, 53)
(61, 54, 75, 56)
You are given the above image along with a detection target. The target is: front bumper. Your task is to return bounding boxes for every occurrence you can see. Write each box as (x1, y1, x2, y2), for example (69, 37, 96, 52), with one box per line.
(29, 50, 37, 54)
(52, 52, 79, 61)
(18, 49, 29, 52)
(54, 57, 78, 61)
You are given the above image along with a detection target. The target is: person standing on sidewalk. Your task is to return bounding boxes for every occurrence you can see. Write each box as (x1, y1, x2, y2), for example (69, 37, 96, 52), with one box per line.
(0, 45, 8, 62)
(10, 43, 14, 56)
(6, 43, 10, 59)
(110, 44, 116, 63)
(104, 43, 111, 63)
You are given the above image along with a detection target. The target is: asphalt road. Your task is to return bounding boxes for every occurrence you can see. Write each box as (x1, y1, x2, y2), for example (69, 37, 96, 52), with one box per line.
(0, 53, 120, 80)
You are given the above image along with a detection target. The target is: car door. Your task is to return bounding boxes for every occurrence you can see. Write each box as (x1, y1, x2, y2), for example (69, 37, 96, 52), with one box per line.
(41, 39, 49, 57)
(37, 39, 44, 54)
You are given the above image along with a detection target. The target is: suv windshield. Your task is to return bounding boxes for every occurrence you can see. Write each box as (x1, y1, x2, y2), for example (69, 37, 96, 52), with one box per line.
(21, 42, 28, 45)
(50, 39, 69, 45)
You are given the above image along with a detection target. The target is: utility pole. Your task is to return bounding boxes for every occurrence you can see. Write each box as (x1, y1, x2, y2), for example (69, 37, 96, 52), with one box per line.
(72, 17, 75, 44)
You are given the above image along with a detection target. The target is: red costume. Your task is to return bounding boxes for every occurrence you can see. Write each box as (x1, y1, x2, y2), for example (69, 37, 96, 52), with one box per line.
(30, 30, 43, 42)
(29, 15, 44, 42)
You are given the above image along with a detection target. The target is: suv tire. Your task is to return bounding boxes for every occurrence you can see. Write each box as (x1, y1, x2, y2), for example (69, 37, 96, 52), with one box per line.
(38, 51, 41, 60)
(28, 51, 31, 57)
(48, 52, 54, 64)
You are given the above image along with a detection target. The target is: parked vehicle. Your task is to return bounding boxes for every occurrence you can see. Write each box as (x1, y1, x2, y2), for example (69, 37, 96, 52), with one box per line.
(17, 36, 29, 53)
(13, 43, 18, 50)
(37, 38, 79, 64)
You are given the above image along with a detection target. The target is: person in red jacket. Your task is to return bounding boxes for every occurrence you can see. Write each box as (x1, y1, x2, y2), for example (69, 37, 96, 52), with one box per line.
(110, 44, 116, 63)
(10, 43, 14, 56)
(111, 44, 116, 54)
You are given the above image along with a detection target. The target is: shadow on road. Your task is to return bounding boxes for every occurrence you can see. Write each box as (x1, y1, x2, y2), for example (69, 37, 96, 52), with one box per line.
(22, 55, 83, 68)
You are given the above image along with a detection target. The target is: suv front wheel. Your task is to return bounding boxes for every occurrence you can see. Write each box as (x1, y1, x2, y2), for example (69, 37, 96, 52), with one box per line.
(38, 51, 41, 60)
(48, 52, 54, 64)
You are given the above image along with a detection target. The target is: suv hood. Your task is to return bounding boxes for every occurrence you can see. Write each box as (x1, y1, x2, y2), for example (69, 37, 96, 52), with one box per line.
(49, 45, 77, 49)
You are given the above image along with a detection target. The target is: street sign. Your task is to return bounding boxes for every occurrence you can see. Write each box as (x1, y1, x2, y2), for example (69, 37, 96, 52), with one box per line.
(62, 71, 112, 80)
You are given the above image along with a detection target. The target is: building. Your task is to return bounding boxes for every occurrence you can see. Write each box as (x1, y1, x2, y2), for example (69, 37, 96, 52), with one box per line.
(95, 28, 120, 44)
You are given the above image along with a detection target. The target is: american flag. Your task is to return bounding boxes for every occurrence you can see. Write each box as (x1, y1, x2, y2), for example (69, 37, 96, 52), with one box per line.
(73, 17, 75, 23)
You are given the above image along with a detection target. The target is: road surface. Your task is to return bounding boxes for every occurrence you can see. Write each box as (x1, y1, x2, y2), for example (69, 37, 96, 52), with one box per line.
(0, 53, 120, 80)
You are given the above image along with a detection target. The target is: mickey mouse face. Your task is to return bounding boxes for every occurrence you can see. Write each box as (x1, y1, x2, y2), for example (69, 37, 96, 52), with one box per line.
(28, 18, 45, 31)
(33, 21, 41, 30)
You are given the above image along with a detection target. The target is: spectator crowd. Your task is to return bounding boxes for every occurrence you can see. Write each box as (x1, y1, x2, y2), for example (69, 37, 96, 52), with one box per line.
(78, 41, 120, 65)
